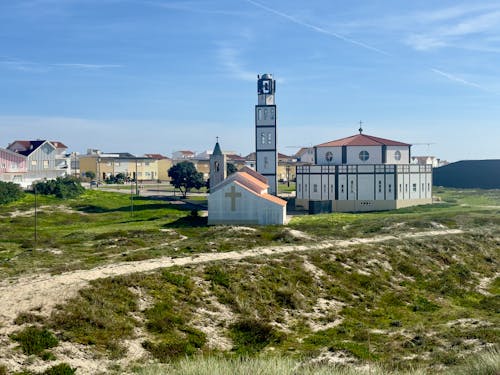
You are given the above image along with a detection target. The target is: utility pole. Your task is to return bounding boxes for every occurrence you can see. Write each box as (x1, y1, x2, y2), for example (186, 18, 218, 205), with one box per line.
(34, 184, 37, 252)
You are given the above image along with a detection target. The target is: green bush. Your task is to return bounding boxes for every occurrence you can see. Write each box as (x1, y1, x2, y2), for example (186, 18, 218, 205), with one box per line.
(34, 176, 84, 199)
(0, 180, 25, 204)
(10, 326, 58, 355)
(230, 319, 284, 354)
(41, 363, 76, 375)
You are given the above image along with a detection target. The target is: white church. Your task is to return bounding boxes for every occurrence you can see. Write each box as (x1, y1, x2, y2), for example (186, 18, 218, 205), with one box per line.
(295, 128, 433, 213)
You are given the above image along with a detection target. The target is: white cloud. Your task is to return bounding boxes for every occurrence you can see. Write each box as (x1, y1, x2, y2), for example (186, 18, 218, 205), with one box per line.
(0, 59, 123, 73)
(217, 46, 256, 82)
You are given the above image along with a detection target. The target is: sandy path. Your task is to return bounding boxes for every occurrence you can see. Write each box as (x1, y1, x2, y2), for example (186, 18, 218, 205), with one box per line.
(0, 229, 462, 333)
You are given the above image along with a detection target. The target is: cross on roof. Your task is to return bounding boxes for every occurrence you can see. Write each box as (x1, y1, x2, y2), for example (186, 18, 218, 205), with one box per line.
(358, 121, 363, 134)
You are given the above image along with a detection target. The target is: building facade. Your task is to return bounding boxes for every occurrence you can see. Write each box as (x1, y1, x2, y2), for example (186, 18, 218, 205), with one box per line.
(296, 132, 432, 212)
(0, 148, 27, 185)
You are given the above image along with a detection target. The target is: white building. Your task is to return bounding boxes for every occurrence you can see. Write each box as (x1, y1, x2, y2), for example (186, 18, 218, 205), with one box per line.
(208, 166, 287, 225)
(296, 131, 432, 213)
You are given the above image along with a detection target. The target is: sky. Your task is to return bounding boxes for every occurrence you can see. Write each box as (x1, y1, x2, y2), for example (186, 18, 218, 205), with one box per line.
(1, 0, 499, 162)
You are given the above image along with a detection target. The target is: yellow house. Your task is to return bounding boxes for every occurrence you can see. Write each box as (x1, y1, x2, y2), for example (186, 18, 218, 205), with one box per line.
(144, 154, 172, 182)
(79, 152, 159, 182)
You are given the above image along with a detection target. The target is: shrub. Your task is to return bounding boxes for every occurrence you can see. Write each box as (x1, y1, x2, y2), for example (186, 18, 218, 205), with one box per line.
(10, 326, 58, 355)
(34, 176, 84, 199)
(229, 319, 284, 354)
(0, 180, 25, 204)
(42, 363, 76, 375)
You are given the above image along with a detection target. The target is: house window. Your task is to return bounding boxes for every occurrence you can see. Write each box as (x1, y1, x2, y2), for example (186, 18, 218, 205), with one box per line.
(313, 184, 318, 193)
(359, 150, 369, 161)
(31, 160, 37, 166)
(43, 160, 49, 169)
(394, 151, 401, 161)
(378, 180, 382, 193)
(412, 183, 417, 192)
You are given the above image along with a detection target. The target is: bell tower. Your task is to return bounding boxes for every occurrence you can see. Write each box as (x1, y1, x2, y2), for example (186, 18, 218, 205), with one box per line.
(255, 73, 277, 195)
(209, 138, 226, 191)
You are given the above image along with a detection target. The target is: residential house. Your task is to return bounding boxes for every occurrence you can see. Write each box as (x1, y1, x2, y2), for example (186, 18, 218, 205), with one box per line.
(244, 152, 297, 182)
(411, 156, 449, 168)
(172, 150, 195, 160)
(0, 148, 27, 185)
(144, 154, 172, 181)
(79, 151, 158, 182)
(7, 140, 68, 185)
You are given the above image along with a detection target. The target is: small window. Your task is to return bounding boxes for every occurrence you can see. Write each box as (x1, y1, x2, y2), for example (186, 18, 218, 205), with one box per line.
(261, 132, 266, 144)
(330, 184, 334, 193)
(359, 150, 369, 161)
(341, 184, 344, 193)
(43, 160, 49, 169)
(422, 183, 424, 191)
(428, 183, 430, 191)
(258, 108, 262, 121)
(350, 180, 355, 193)
(298, 184, 301, 193)
(305, 184, 308, 192)
(388, 184, 392, 193)
(405, 184, 408, 192)
(399, 184, 402, 192)
(145, 162, 150, 166)
(394, 151, 401, 161)
(412, 183, 417, 192)
(313, 184, 318, 193)
(31, 160, 37, 166)
(325, 151, 333, 162)
(378, 180, 382, 193)
(267, 133, 272, 144)
(323, 185, 326, 193)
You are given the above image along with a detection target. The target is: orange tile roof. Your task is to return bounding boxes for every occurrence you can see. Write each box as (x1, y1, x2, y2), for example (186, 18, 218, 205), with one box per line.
(233, 181, 287, 207)
(316, 133, 410, 147)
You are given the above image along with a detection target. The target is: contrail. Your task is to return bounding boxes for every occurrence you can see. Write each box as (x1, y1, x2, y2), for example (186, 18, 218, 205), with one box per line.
(244, 0, 390, 56)
(430, 68, 491, 92)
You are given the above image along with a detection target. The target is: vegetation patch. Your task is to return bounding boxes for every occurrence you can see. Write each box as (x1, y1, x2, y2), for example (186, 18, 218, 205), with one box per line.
(10, 326, 58, 356)
(229, 319, 285, 354)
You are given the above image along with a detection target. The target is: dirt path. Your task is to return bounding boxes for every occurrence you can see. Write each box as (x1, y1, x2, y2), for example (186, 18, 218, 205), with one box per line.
(0, 229, 463, 333)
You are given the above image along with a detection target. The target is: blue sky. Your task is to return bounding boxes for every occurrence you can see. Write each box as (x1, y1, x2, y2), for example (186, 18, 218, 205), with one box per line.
(1, 0, 499, 161)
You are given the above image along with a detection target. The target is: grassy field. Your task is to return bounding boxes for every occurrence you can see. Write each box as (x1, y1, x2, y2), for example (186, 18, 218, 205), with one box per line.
(0, 187, 498, 374)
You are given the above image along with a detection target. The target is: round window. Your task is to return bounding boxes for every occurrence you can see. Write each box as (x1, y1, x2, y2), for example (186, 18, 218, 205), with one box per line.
(325, 151, 333, 162)
(359, 150, 370, 161)
(394, 151, 401, 161)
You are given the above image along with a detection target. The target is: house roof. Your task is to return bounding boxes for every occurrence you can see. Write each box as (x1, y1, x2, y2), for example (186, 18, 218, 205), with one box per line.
(0, 147, 27, 160)
(50, 141, 68, 149)
(226, 154, 246, 161)
(294, 147, 311, 157)
(233, 181, 287, 207)
(7, 140, 51, 156)
(177, 150, 194, 155)
(238, 166, 268, 184)
(316, 133, 410, 148)
(144, 153, 170, 160)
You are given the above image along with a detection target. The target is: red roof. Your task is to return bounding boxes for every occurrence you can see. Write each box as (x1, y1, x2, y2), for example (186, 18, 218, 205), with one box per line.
(144, 153, 169, 160)
(50, 141, 68, 149)
(316, 133, 410, 147)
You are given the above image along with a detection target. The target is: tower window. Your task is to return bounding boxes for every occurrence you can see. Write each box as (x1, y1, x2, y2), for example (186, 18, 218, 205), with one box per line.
(270, 108, 275, 120)
(268, 133, 272, 144)
(359, 150, 370, 161)
(264, 157, 269, 169)
(405, 184, 408, 192)
(261, 132, 266, 145)
(264, 108, 268, 120)
(258, 108, 262, 121)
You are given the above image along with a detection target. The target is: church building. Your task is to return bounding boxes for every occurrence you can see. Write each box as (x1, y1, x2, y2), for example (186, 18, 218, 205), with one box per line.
(208, 165, 287, 225)
(296, 127, 433, 213)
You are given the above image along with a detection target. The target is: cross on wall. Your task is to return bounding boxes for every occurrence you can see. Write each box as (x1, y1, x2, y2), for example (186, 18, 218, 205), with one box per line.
(225, 185, 242, 211)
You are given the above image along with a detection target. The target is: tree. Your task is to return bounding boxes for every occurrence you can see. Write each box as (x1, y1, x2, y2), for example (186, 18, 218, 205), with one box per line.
(227, 162, 238, 176)
(168, 161, 204, 198)
(84, 171, 96, 180)
(0, 181, 25, 204)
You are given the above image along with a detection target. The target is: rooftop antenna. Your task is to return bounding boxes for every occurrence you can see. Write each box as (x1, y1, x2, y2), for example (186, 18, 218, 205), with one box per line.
(358, 121, 363, 134)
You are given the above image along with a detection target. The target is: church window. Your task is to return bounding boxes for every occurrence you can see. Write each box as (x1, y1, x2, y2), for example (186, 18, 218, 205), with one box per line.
(399, 184, 402, 192)
(261, 132, 266, 145)
(325, 151, 333, 162)
(331, 184, 334, 193)
(267, 133, 272, 144)
(258, 108, 262, 121)
(359, 150, 369, 161)
(298, 184, 301, 193)
(341, 184, 344, 193)
(305, 184, 308, 192)
(412, 183, 417, 192)
(378, 180, 382, 193)
(350, 180, 355, 193)
(422, 183, 424, 191)
(405, 184, 408, 192)
(427, 183, 430, 191)
(313, 184, 318, 193)
(394, 151, 401, 161)
(388, 184, 392, 193)
(323, 184, 326, 193)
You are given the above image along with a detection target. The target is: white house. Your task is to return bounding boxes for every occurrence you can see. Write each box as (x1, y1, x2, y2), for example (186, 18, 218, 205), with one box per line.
(208, 166, 287, 225)
(296, 131, 432, 213)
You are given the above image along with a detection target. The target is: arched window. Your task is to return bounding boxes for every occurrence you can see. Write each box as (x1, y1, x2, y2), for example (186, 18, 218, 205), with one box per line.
(394, 150, 401, 161)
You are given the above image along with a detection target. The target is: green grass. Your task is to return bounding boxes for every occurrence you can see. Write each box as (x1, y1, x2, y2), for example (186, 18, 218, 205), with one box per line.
(10, 326, 58, 356)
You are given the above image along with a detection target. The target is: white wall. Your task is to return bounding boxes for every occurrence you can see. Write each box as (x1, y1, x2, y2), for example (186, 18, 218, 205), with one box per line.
(386, 146, 410, 164)
(315, 147, 342, 165)
(346, 146, 381, 164)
